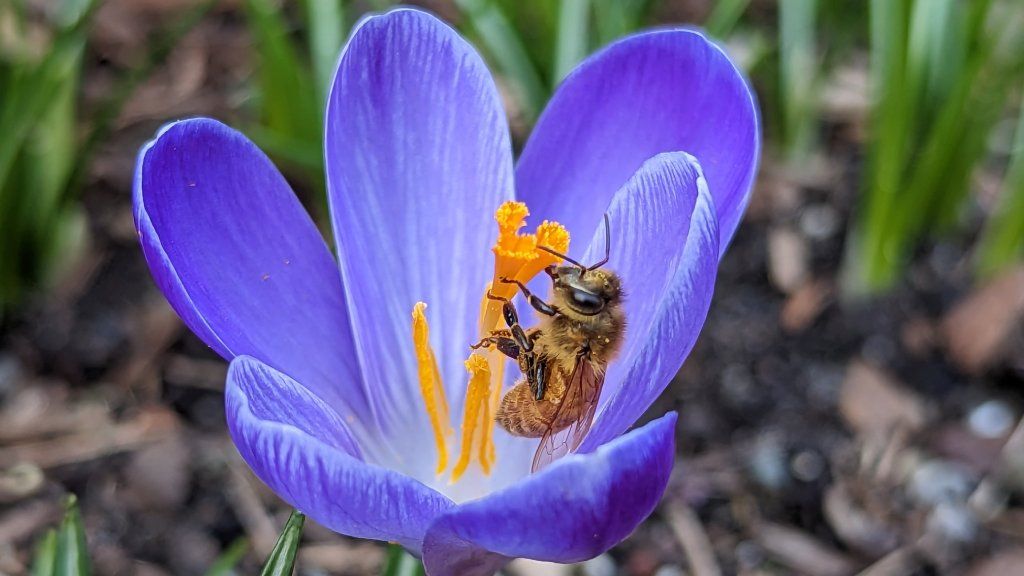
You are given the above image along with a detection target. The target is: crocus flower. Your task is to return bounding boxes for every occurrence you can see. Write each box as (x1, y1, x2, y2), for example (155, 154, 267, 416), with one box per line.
(133, 8, 758, 575)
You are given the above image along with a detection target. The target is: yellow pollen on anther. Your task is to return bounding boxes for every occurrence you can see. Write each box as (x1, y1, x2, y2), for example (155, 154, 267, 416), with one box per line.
(480, 353, 505, 467)
(521, 219, 570, 283)
(411, 302, 452, 476)
(482, 202, 570, 334)
(450, 354, 492, 483)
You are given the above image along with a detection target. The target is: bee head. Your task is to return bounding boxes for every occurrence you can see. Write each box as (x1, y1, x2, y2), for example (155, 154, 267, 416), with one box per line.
(537, 213, 619, 316)
(546, 265, 621, 316)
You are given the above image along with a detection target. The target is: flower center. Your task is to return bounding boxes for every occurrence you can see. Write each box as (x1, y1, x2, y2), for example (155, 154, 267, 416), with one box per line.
(411, 201, 569, 484)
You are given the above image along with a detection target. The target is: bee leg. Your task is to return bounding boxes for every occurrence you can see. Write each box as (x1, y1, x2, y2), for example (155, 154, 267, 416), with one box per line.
(498, 277, 559, 317)
(486, 291, 534, 353)
(470, 335, 522, 361)
(487, 291, 544, 396)
(532, 357, 547, 401)
(469, 337, 492, 350)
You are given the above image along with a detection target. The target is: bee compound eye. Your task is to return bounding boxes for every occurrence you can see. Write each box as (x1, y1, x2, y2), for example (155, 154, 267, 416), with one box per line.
(570, 288, 603, 312)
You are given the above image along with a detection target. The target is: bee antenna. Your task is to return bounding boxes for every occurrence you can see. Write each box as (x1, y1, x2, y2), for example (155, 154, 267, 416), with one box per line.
(539, 214, 611, 274)
(538, 245, 587, 271)
(586, 214, 611, 271)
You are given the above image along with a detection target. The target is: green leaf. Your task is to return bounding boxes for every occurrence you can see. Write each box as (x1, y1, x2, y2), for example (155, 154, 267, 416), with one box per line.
(303, 0, 345, 108)
(552, 0, 590, 83)
(204, 538, 250, 576)
(704, 0, 752, 38)
(778, 0, 819, 159)
(382, 545, 425, 576)
(55, 495, 90, 576)
(848, 0, 912, 293)
(244, 0, 320, 143)
(259, 510, 305, 576)
(976, 91, 1024, 277)
(455, 0, 548, 122)
(846, 0, 1024, 293)
(0, 0, 93, 308)
(31, 530, 58, 576)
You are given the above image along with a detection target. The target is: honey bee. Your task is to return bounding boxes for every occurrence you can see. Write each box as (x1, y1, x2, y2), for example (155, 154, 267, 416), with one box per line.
(471, 215, 625, 472)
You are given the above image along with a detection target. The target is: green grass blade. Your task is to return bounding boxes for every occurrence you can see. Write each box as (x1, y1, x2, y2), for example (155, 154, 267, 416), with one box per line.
(31, 530, 58, 576)
(552, 0, 590, 83)
(244, 0, 320, 142)
(0, 24, 84, 189)
(592, 0, 627, 44)
(304, 0, 345, 108)
(977, 91, 1024, 277)
(55, 0, 92, 29)
(906, 0, 959, 118)
(455, 0, 548, 122)
(203, 538, 249, 576)
(55, 495, 90, 576)
(850, 0, 911, 293)
(382, 545, 426, 576)
(705, 0, 752, 38)
(0, 1, 93, 307)
(259, 510, 305, 576)
(591, 0, 648, 44)
(778, 0, 819, 159)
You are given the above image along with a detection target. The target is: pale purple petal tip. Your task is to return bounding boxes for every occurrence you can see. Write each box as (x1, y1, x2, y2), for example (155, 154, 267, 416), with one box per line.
(226, 356, 454, 553)
(133, 118, 368, 423)
(516, 28, 758, 259)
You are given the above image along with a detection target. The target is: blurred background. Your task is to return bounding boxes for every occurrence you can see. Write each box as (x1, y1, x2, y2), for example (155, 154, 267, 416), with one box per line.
(1, 0, 1024, 574)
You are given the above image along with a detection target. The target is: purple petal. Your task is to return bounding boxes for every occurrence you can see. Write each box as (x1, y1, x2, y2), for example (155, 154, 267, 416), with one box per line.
(516, 28, 758, 258)
(134, 118, 369, 426)
(226, 356, 454, 552)
(324, 8, 514, 463)
(580, 154, 719, 451)
(422, 412, 677, 574)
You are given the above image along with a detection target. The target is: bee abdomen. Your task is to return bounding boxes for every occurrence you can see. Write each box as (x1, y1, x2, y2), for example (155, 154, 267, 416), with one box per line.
(496, 381, 558, 437)
(496, 380, 580, 438)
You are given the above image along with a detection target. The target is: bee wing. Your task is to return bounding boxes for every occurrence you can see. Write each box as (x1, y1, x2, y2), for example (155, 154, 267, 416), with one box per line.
(531, 354, 605, 473)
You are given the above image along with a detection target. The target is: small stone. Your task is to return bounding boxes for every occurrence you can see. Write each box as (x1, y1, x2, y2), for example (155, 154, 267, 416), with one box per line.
(910, 460, 973, 506)
(750, 434, 788, 490)
(927, 501, 977, 542)
(968, 400, 1016, 439)
(791, 449, 826, 482)
(799, 204, 840, 240)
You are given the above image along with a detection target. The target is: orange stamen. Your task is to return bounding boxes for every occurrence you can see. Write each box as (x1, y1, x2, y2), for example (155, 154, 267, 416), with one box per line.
(450, 354, 491, 482)
(411, 302, 452, 476)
